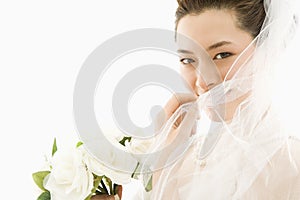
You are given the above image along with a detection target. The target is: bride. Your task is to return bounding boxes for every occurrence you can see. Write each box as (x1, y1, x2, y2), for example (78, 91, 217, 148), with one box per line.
(94, 0, 300, 199)
(138, 0, 300, 199)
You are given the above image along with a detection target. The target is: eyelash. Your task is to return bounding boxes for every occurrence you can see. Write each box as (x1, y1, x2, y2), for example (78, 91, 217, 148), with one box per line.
(213, 52, 232, 60)
(180, 58, 195, 65)
(180, 52, 232, 65)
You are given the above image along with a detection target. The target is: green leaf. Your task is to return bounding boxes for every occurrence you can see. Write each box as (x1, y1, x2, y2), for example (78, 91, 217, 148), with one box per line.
(113, 183, 119, 195)
(52, 138, 57, 156)
(84, 190, 93, 200)
(145, 175, 152, 192)
(119, 136, 131, 146)
(85, 175, 103, 200)
(95, 189, 104, 195)
(131, 162, 140, 179)
(32, 171, 50, 191)
(76, 141, 83, 148)
(92, 175, 103, 193)
(37, 191, 51, 200)
(97, 186, 107, 194)
(100, 179, 109, 194)
(104, 176, 113, 195)
(84, 194, 92, 200)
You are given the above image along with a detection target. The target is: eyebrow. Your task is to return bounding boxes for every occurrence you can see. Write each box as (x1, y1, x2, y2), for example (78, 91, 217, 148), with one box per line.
(177, 49, 194, 54)
(207, 41, 232, 51)
(177, 41, 232, 54)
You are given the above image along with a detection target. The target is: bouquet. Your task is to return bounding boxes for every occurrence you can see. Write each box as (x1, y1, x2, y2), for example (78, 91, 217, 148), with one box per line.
(32, 137, 135, 200)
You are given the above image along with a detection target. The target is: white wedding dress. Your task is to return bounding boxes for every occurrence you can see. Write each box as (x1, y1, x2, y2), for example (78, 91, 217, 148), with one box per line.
(133, 108, 300, 199)
(149, 110, 300, 200)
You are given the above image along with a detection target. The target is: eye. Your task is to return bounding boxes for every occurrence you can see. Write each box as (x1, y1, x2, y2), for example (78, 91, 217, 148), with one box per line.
(180, 58, 195, 65)
(213, 52, 232, 60)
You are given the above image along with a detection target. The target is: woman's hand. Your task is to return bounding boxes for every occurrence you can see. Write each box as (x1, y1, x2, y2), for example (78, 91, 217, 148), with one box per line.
(91, 194, 117, 200)
(152, 93, 197, 185)
(91, 185, 122, 200)
(155, 93, 197, 131)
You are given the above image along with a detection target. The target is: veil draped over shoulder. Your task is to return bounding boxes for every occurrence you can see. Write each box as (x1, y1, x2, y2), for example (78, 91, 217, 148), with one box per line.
(134, 0, 300, 199)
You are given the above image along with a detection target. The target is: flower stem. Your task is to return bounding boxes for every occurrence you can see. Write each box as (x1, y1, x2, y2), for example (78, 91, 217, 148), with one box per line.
(113, 183, 119, 195)
(104, 176, 113, 195)
(101, 179, 109, 194)
(93, 176, 102, 193)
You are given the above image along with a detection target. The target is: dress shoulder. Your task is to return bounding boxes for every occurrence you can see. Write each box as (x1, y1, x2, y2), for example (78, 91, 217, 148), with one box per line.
(242, 135, 300, 199)
(286, 135, 300, 167)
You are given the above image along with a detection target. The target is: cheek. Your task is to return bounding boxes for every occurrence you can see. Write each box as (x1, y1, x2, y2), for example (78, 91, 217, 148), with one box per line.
(180, 66, 197, 89)
(220, 47, 255, 80)
(216, 56, 242, 80)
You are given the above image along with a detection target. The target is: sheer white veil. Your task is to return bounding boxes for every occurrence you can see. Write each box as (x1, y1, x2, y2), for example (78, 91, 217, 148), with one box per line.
(136, 0, 300, 199)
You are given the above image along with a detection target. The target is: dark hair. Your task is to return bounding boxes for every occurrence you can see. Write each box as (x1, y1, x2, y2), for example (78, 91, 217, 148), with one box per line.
(175, 0, 266, 38)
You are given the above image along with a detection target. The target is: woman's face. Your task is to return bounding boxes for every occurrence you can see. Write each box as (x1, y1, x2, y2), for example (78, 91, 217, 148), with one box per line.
(176, 9, 255, 96)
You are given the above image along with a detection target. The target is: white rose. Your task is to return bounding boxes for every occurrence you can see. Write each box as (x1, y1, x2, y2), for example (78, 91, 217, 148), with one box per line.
(80, 146, 132, 185)
(127, 137, 155, 154)
(44, 147, 93, 200)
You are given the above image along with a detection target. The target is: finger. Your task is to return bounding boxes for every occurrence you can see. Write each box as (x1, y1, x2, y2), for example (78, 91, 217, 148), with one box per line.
(154, 105, 198, 167)
(91, 185, 123, 200)
(116, 185, 122, 199)
(155, 93, 197, 131)
(164, 103, 198, 148)
(177, 103, 198, 136)
(164, 93, 197, 118)
(91, 194, 115, 200)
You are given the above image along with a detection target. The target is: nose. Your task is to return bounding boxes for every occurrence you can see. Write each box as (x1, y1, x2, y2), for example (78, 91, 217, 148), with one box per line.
(196, 55, 223, 91)
(195, 76, 208, 95)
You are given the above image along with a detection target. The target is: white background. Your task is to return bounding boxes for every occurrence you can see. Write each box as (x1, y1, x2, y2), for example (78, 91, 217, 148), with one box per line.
(0, 0, 180, 199)
(2, 1, 300, 199)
